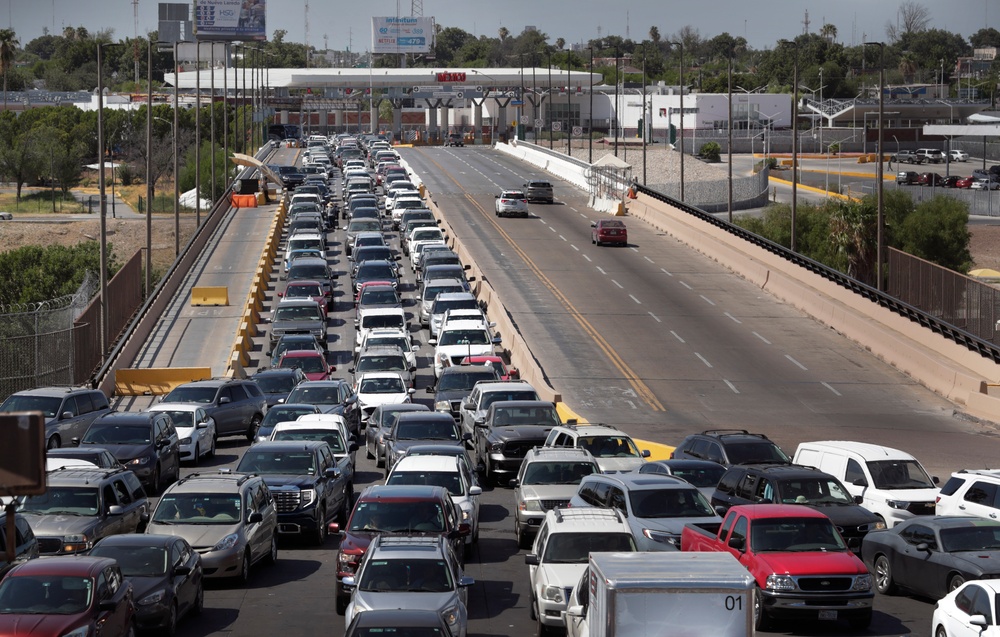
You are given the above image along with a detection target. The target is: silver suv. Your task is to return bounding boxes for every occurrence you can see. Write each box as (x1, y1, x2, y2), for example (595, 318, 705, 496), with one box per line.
(160, 378, 267, 441)
(542, 423, 650, 473)
(510, 447, 600, 548)
(0, 386, 111, 449)
(522, 180, 554, 204)
(458, 380, 538, 441)
(146, 472, 278, 585)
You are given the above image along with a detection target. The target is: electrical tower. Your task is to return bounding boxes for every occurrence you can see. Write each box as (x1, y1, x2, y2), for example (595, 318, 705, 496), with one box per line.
(411, 0, 423, 17)
(803, 9, 811, 35)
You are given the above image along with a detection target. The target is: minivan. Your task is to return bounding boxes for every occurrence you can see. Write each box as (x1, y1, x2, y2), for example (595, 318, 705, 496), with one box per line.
(792, 440, 939, 528)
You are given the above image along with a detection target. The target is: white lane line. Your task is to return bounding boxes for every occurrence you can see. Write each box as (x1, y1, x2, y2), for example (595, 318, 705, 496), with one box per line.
(680, 281, 692, 290)
(695, 353, 713, 368)
(821, 382, 842, 396)
(539, 219, 547, 225)
(644, 256, 654, 263)
(549, 226, 557, 232)
(571, 244, 579, 251)
(611, 279, 624, 289)
(580, 212, 588, 219)
(630, 247, 639, 253)
(785, 355, 808, 371)
(671, 331, 685, 343)
(724, 380, 740, 394)
(629, 294, 641, 304)
(559, 235, 567, 241)
(582, 254, 592, 262)
(753, 331, 771, 345)
(725, 312, 742, 324)
(661, 268, 673, 277)
(568, 207, 577, 212)
(700, 295, 716, 306)
(596, 266, 607, 275)
(648, 312, 662, 323)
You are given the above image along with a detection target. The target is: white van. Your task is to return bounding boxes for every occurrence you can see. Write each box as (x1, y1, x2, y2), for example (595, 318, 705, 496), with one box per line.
(355, 306, 407, 347)
(792, 440, 939, 528)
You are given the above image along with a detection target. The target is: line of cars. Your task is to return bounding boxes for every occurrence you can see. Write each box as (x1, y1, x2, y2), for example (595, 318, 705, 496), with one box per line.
(897, 164, 1000, 189)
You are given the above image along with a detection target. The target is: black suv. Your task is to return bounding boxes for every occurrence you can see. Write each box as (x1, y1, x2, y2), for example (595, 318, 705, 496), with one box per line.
(250, 367, 309, 407)
(16, 466, 148, 555)
(236, 440, 351, 545)
(0, 386, 111, 449)
(445, 133, 464, 147)
(160, 378, 267, 441)
(711, 463, 885, 549)
(79, 411, 181, 494)
(670, 429, 790, 467)
(522, 180, 554, 204)
(428, 365, 500, 420)
(473, 400, 560, 485)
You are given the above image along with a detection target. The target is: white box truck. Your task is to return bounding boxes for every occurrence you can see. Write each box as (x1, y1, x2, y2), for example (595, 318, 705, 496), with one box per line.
(564, 551, 754, 637)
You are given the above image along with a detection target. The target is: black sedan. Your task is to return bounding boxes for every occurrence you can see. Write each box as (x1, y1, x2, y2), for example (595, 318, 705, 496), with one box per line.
(90, 534, 203, 636)
(861, 516, 1000, 599)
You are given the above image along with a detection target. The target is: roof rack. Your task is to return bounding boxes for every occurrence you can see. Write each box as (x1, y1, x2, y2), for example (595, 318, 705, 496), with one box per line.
(702, 429, 752, 436)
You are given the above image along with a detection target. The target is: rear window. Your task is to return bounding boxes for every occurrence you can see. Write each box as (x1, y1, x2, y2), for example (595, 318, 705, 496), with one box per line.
(362, 314, 405, 330)
(939, 476, 967, 497)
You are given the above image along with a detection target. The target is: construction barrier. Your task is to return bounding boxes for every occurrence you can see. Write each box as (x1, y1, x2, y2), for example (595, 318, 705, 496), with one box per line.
(191, 286, 229, 306)
(114, 367, 213, 396)
(231, 194, 258, 208)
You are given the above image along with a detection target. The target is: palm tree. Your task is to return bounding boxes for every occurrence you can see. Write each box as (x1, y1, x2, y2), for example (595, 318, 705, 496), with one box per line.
(898, 53, 918, 84)
(0, 29, 18, 111)
(820, 23, 837, 43)
(555, 37, 565, 50)
(498, 26, 509, 42)
(649, 26, 661, 43)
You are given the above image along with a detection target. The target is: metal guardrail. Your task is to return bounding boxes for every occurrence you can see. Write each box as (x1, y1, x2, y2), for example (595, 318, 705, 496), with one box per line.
(635, 183, 1000, 365)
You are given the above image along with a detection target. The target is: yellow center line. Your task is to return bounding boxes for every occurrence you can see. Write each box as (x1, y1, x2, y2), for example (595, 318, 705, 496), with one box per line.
(416, 150, 665, 412)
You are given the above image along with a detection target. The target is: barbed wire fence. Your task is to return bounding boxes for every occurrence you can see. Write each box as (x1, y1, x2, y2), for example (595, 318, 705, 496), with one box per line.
(0, 271, 98, 401)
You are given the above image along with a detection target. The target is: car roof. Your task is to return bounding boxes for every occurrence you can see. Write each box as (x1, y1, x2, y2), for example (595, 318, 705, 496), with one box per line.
(9, 386, 97, 397)
(288, 257, 328, 267)
(147, 402, 204, 413)
(526, 447, 596, 461)
(439, 320, 490, 331)
(7, 555, 117, 578)
(474, 380, 535, 391)
(253, 368, 306, 377)
(92, 411, 156, 425)
(796, 440, 917, 461)
(357, 484, 450, 501)
(295, 380, 349, 388)
(166, 471, 260, 493)
(395, 411, 458, 424)
(391, 455, 460, 473)
(357, 371, 407, 380)
(45, 466, 132, 485)
(247, 440, 329, 453)
(734, 463, 836, 479)
(583, 473, 690, 489)
(489, 400, 555, 409)
(93, 533, 179, 548)
(404, 444, 468, 457)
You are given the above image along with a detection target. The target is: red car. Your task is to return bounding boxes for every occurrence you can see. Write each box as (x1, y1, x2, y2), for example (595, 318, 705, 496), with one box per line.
(591, 218, 628, 246)
(956, 176, 975, 189)
(917, 172, 944, 187)
(354, 279, 398, 306)
(460, 355, 520, 381)
(279, 279, 329, 319)
(0, 555, 135, 637)
(278, 350, 334, 381)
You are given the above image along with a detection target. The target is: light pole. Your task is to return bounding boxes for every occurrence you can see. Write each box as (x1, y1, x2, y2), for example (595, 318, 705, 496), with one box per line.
(548, 51, 553, 150)
(866, 41, 886, 292)
(780, 39, 800, 251)
(614, 46, 619, 157)
(735, 84, 765, 137)
(565, 49, 572, 158)
(937, 100, 955, 177)
(671, 40, 685, 202)
(642, 57, 646, 184)
(171, 41, 182, 257)
(727, 51, 733, 222)
(97, 41, 109, 357)
(145, 38, 154, 298)
(589, 46, 594, 164)
(195, 40, 201, 226)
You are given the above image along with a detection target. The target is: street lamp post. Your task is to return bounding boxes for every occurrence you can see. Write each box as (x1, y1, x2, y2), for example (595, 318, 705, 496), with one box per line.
(642, 58, 646, 184)
(146, 39, 154, 298)
(171, 41, 183, 257)
(195, 40, 201, 226)
(548, 52, 553, 150)
(566, 49, 572, 158)
(614, 47, 619, 157)
(671, 40, 685, 202)
(589, 46, 594, 164)
(866, 41, 886, 292)
(97, 42, 109, 357)
(727, 53, 733, 222)
(779, 39, 800, 251)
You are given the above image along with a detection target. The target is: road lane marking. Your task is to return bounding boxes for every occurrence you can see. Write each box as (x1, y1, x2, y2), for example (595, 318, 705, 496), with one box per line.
(629, 294, 641, 304)
(559, 235, 567, 241)
(724, 380, 740, 394)
(700, 295, 715, 306)
(596, 266, 607, 275)
(753, 331, 771, 344)
(549, 226, 556, 232)
(671, 331, 685, 343)
(612, 279, 623, 288)
(785, 355, 808, 370)
(644, 256, 654, 263)
(582, 254, 591, 262)
(695, 353, 713, 368)
(680, 281, 692, 290)
(661, 268, 673, 277)
(630, 247, 638, 253)
(649, 312, 661, 323)
(725, 312, 741, 323)
(822, 382, 842, 396)
(571, 244, 579, 251)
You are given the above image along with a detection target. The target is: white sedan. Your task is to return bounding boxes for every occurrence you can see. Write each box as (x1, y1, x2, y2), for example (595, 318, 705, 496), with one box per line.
(146, 403, 217, 463)
(949, 149, 969, 162)
(353, 371, 415, 425)
(932, 579, 1000, 637)
(494, 190, 529, 217)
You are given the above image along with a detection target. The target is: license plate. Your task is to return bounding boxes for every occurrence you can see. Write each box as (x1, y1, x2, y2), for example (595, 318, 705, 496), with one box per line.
(818, 611, 838, 621)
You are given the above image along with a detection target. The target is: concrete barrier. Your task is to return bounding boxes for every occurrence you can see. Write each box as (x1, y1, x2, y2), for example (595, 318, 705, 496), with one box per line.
(191, 286, 229, 306)
(555, 402, 674, 459)
(114, 367, 213, 395)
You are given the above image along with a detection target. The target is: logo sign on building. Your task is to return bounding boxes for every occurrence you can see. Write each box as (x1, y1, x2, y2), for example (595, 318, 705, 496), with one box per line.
(194, 0, 267, 41)
(436, 72, 466, 83)
(372, 16, 434, 54)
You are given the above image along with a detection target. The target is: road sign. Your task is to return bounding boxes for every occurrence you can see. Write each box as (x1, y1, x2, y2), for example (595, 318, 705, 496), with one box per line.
(520, 115, 530, 124)
(534, 118, 544, 127)
(572, 126, 583, 136)
(552, 121, 562, 132)
(511, 100, 524, 106)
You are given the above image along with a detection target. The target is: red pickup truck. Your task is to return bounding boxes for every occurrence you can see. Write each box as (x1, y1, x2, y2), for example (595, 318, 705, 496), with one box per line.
(681, 504, 874, 630)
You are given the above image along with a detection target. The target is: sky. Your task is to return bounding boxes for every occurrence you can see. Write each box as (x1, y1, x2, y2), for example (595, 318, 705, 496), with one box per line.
(5, 0, 996, 53)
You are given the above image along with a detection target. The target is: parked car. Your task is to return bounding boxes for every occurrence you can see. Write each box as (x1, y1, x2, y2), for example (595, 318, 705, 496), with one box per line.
(79, 411, 181, 494)
(932, 579, 1000, 637)
(896, 171, 920, 185)
(915, 148, 946, 163)
(0, 386, 111, 450)
(918, 172, 945, 186)
(949, 149, 970, 162)
(894, 150, 925, 164)
(956, 176, 976, 189)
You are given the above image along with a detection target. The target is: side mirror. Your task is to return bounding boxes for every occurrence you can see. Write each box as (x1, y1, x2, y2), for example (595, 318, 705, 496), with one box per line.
(247, 511, 264, 524)
(492, 336, 503, 345)
(99, 599, 119, 611)
(412, 345, 421, 351)
(714, 505, 728, 517)
(107, 505, 124, 516)
(932, 475, 940, 484)
(641, 449, 650, 458)
(348, 368, 356, 374)
(71, 437, 81, 446)
(459, 576, 475, 587)
(196, 422, 209, 429)
(853, 495, 864, 505)
(848, 537, 862, 550)
(173, 565, 192, 577)
(428, 338, 437, 346)
(970, 615, 989, 628)
(341, 576, 357, 590)
(852, 478, 869, 488)
(469, 486, 482, 496)
(462, 432, 473, 441)
(219, 396, 231, 404)
(425, 386, 435, 394)
(462, 402, 475, 411)
(328, 522, 342, 535)
(348, 443, 359, 453)
(916, 542, 933, 553)
(525, 554, 540, 566)
(509, 478, 520, 488)
(61, 411, 74, 420)
(590, 221, 597, 228)
(728, 537, 745, 552)
(407, 388, 416, 395)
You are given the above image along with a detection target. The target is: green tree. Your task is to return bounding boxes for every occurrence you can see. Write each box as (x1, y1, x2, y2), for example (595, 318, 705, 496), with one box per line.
(895, 195, 971, 273)
(0, 242, 112, 305)
(971, 28, 1000, 48)
(699, 141, 721, 162)
(0, 29, 19, 110)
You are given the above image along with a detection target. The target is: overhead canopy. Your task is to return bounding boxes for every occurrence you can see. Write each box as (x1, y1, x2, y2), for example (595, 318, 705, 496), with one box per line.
(231, 153, 282, 185)
(592, 154, 632, 169)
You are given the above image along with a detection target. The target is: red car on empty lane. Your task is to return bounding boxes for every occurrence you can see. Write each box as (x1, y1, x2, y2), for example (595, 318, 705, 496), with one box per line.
(591, 218, 628, 246)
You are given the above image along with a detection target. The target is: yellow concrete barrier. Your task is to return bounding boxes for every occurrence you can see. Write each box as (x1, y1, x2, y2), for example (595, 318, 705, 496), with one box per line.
(191, 286, 229, 306)
(634, 439, 676, 461)
(114, 367, 213, 396)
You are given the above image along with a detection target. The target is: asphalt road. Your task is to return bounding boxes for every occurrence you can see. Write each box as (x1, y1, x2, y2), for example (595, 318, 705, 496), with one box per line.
(156, 145, 1000, 637)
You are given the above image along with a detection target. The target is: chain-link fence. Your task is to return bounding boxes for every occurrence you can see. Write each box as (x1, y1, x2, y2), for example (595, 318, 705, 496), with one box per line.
(0, 272, 97, 400)
(647, 168, 771, 213)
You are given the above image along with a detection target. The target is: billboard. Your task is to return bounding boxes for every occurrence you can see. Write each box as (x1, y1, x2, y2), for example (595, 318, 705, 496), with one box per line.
(371, 16, 434, 54)
(194, 0, 267, 41)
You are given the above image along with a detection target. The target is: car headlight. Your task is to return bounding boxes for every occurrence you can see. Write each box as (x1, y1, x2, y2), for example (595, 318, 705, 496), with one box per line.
(542, 585, 565, 603)
(434, 401, 452, 411)
(873, 519, 887, 529)
(62, 534, 92, 553)
(519, 500, 543, 512)
(212, 533, 240, 552)
(641, 529, 680, 547)
(436, 353, 449, 365)
(852, 574, 873, 591)
(61, 627, 90, 637)
(179, 437, 192, 445)
(138, 589, 167, 606)
(300, 489, 316, 506)
(765, 574, 797, 591)
(129, 456, 151, 466)
(441, 604, 460, 629)
(460, 506, 471, 521)
(488, 441, 503, 452)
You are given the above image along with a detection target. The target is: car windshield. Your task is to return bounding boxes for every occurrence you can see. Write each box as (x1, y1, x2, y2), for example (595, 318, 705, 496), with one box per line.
(83, 424, 151, 444)
(358, 356, 407, 372)
(940, 526, 1000, 552)
(750, 518, 847, 552)
(349, 501, 446, 534)
(356, 249, 393, 263)
(355, 237, 385, 249)
(601, 220, 625, 228)
(152, 494, 242, 524)
(0, 395, 62, 419)
(90, 545, 168, 577)
(432, 298, 476, 314)
(352, 629, 445, 637)
(262, 406, 316, 427)
(349, 221, 382, 233)
(254, 375, 299, 394)
(481, 391, 538, 409)
(662, 464, 727, 488)
(366, 337, 409, 352)
(358, 558, 454, 593)
(0, 575, 93, 615)
(776, 478, 855, 506)
(287, 250, 323, 262)
(436, 371, 497, 392)
(17, 487, 99, 515)
(725, 442, 790, 465)
(628, 488, 715, 518)
(286, 284, 323, 299)
(274, 305, 323, 322)
(163, 386, 217, 404)
(362, 315, 405, 330)
(286, 385, 342, 405)
(412, 230, 442, 242)
(423, 285, 464, 302)
(238, 451, 317, 475)
(578, 435, 640, 458)
(395, 421, 458, 440)
(279, 356, 326, 373)
(272, 429, 346, 453)
(438, 330, 490, 346)
(387, 471, 463, 496)
(360, 290, 400, 306)
(154, 410, 195, 428)
(542, 533, 635, 563)
(358, 264, 396, 279)
(289, 238, 323, 251)
(521, 462, 597, 485)
(866, 460, 936, 489)
(360, 377, 405, 394)
(288, 265, 328, 280)
(491, 407, 558, 426)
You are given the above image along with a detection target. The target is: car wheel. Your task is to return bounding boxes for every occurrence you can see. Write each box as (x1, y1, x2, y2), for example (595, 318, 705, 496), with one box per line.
(192, 581, 204, 615)
(753, 587, 770, 631)
(873, 555, 896, 595)
(193, 444, 200, 464)
(124, 621, 137, 637)
(150, 465, 161, 495)
(314, 508, 327, 545)
(47, 435, 60, 450)
(376, 450, 385, 468)
(162, 602, 178, 637)
(337, 495, 350, 527)
(209, 434, 217, 458)
(949, 573, 966, 592)
(236, 551, 251, 587)
(936, 626, 948, 637)
(517, 525, 531, 549)
(529, 593, 537, 620)
(335, 595, 349, 616)
(366, 441, 374, 460)
(536, 606, 552, 635)
(265, 536, 278, 566)
(246, 414, 262, 442)
(848, 609, 872, 629)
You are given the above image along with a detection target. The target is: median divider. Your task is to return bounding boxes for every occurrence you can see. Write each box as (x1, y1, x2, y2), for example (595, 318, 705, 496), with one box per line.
(114, 367, 213, 395)
(555, 403, 674, 460)
(190, 286, 229, 306)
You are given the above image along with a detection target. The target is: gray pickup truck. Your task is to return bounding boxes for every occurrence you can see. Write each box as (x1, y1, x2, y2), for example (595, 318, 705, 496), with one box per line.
(893, 150, 925, 164)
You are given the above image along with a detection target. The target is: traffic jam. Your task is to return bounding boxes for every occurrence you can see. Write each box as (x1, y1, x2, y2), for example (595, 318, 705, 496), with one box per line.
(2, 133, 1000, 637)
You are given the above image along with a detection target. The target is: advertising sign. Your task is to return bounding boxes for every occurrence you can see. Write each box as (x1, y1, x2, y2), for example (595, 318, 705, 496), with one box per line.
(372, 16, 433, 54)
(194, 0, 267, 41)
